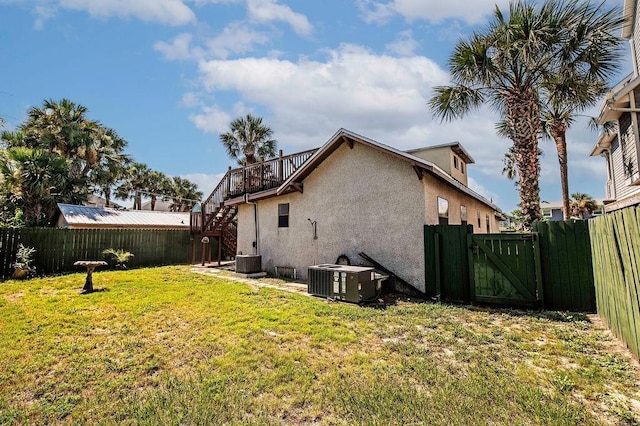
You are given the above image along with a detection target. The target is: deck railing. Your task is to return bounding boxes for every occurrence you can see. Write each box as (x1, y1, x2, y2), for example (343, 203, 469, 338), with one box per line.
(192, 148, 318, 234)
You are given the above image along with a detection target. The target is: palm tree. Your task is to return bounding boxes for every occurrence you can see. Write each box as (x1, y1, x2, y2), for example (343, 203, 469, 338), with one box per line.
(146, 171, 172, 211)
(0, 147, 69, 226)
(116, 162, 152, 210)
(570, 192, 599, 219)
(540, 0, 623, 220)
(429, 0, 623, 230)
(169, 177, 202, 212)
(220, 114, 277, 165)
(5, 99, 131, 209)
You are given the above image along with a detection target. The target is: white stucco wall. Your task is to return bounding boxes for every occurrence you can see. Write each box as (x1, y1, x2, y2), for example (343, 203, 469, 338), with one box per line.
(236, 142, 428, 291)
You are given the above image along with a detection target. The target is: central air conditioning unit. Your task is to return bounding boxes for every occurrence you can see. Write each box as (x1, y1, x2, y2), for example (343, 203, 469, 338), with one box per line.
(236, 255, 262, 274)
(308, 264, 383, 303)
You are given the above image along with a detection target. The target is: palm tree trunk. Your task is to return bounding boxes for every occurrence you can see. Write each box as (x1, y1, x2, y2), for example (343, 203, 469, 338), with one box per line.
(506, 90, 542, 231)
(151, 196, 156, 211)
(550, 124, 570, 220)
(104, 187, 111, 208)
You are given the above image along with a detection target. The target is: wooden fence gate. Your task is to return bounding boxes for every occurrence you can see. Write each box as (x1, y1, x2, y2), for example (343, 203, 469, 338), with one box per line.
(425, 221, 593, 311)
(468, 233, 543, 308)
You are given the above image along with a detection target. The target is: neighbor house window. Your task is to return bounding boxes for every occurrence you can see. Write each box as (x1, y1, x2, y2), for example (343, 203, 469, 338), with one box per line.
(461, 162, 465, 174)
(486, 214, 490, 233)
(438, 197, 449, 225)
(542, 208, 553, 218)
(477, 210, 481, 229)
(278, 203, 289, 228)
(460, 206, 467, 226)
(453, 156, 459, 170)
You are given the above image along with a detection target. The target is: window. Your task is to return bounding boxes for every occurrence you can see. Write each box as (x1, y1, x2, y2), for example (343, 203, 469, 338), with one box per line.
(485, 214, 490, 233)
(461, 162, 465, 174)
(460, 206, 467, 225)
(477, 210, 481, 229)
(453, 156, 459, 169)
(278, 203, 289, 228)
(542, 208, 553, 218)
(438, 197, 449, 225)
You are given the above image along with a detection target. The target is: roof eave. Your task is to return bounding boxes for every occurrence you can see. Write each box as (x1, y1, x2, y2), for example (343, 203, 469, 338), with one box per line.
(622, 0, 636, 39)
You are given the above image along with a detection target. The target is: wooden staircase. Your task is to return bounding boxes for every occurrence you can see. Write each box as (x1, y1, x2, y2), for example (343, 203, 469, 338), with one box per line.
(190, 148, 318, 259)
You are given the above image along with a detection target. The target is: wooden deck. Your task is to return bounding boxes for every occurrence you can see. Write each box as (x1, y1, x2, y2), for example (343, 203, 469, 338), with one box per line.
(190, 149, 318, 255)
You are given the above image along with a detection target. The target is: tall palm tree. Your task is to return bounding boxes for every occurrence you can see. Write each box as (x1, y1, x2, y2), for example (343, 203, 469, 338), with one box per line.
(540, 1, 623, 220)
(169, 177, 202, 212)
(220, 114, 277, 165)
(116, 162, 152, 210)
(146, 171, 171, 211)
(570, 192, 599, 219)
(429, 0, 623, 230)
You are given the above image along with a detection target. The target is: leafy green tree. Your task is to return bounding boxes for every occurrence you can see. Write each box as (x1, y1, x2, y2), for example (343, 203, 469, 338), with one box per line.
(220, 114, 277, 165)
(429, 0, 623, 230)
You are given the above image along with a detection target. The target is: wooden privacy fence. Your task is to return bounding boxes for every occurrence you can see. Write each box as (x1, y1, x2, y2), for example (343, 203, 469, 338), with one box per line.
(0, 228, 212, 279)
(424, 220, 595, 312)
(589, 206, 640, 358)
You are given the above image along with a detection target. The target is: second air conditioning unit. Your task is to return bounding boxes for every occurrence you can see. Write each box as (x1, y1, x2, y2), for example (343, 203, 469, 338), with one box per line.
(308, 264, 383, 303)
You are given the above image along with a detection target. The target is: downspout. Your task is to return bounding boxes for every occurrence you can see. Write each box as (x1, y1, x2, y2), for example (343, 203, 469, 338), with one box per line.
(600, 148, 616, 201)
(244, 193, 259, 255)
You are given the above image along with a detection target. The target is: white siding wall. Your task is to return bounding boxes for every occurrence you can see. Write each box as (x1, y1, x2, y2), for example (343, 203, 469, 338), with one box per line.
(236, 142, 428, 291)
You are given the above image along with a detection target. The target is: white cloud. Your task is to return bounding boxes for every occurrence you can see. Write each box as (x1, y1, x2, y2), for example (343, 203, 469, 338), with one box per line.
(33, 4, 56, 29)
(190, 104, 233, 134)
(358, 0, 510, 25)
(36, 0, 196, 26)
(197, 44, 448, 146)
(206, 22, 269, 59)
(468, 177, 499, 205)
(188, 43, 609, 210)
(189, 102, 249, 134)
(181, 172, 226, 196)
(385, 30, 419, 57)
(154, 33, 204, 61)
(246, 0, 312, 36)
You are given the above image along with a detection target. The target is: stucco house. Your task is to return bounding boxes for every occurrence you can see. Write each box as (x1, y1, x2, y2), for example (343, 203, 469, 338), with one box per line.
(192, 129, 502, 293)
(590, 0, 640, 212)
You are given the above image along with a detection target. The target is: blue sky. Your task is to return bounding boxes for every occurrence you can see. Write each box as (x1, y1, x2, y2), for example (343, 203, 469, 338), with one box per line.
(0, 0, 632, 212)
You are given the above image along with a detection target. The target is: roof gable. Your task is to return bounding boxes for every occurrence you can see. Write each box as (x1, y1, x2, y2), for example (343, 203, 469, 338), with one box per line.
(276, 129, 501, 212)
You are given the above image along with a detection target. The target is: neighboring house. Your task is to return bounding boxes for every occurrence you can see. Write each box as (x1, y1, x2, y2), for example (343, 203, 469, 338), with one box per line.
(590, 0, 640, 212)
(141, 199, 173, 212)
(85, 194, 123, 209)
(540, 200, 604, 221)
(55, 203, 190, 229)
(192, 129, 503, 293)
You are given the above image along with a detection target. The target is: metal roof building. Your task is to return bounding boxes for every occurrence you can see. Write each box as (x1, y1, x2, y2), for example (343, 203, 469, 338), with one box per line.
(54, 204, 190, 230)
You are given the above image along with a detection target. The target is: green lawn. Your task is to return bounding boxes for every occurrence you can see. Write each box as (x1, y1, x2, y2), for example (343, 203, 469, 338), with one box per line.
(0, 266, 638, 425)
